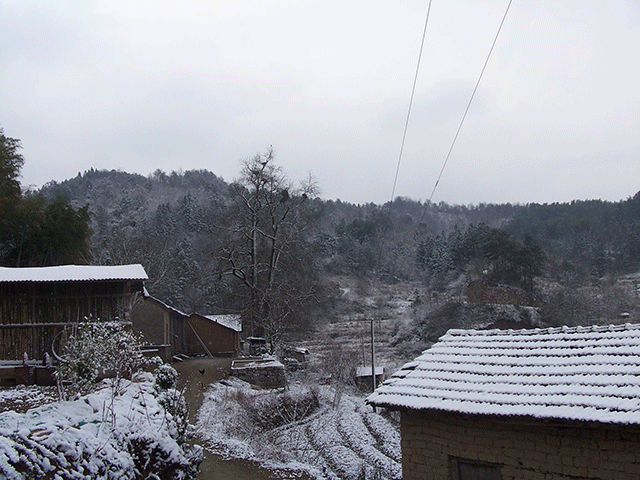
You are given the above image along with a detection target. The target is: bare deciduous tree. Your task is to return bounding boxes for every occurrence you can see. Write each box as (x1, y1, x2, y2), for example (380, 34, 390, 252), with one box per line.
(217, 148, 321, 345)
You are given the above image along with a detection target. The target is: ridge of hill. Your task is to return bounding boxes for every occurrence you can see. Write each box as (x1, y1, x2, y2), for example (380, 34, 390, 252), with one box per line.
(37, 169, 640, 350)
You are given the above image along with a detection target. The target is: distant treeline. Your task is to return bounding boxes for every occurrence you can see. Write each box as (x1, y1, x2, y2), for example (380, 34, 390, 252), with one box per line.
(37, 168, 639, 314)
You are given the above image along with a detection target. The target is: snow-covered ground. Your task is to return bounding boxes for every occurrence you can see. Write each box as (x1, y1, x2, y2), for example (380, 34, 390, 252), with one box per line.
(0, 373, 202, 479)
(196, 378, 402, 480)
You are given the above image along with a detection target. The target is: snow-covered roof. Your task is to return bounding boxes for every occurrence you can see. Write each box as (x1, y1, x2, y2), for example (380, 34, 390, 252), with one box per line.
(356, 366, 384, 377)
(200, 314, 242, 332)
(368, 324, 640, 425)
(284, 346, 310, 355)
(231, 356, 283, 370)
(0, 264, 148, 283)
(144, 290, 189, 317)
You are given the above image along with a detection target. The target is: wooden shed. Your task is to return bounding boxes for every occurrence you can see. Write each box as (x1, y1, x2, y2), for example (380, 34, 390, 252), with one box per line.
(0, 264, 147, 363)
(184, 313, 242, 356)
(129, 292, 189, 362)
(368, 324, 640, 480)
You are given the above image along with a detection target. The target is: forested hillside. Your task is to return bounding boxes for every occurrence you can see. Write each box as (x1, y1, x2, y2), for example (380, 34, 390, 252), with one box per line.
(39, 168, 524, 298)
(37, 163, 640, 346)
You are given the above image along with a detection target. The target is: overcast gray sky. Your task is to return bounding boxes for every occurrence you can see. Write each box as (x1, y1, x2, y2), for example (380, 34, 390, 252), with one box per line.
(1, 0, 639, 206)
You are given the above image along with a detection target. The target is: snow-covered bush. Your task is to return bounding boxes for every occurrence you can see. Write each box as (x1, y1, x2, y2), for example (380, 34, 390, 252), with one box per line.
(154, 363, 179, 391)
(243, 386, 320, 431)
(0, 374, 203, 479)
(55, 319, 150, 399)
(153, 363, 190, 444)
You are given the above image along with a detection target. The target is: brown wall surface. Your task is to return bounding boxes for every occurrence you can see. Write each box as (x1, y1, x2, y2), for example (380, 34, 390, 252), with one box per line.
(131, 297, 167, 346)
(401, 409, 640, 480)
(185, 315, 239, 356)
(1, 280, 142, 362)
(130, 297, 187, 362)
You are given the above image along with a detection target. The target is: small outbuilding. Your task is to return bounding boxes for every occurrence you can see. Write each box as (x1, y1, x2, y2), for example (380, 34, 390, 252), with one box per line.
(0, 264, 147, 363)
(368, 323, 640, 480)
(281, 345, 310, 370)
(355, 365, 384, 392)
(231, 356, 286, 389)
(130, 292, 243, 361)
(184, 313, 242, 357)
(130, 292, 189, 362)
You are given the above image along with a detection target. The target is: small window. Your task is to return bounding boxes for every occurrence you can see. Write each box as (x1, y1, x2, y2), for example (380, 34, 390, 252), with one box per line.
(450, 457, 502, 480)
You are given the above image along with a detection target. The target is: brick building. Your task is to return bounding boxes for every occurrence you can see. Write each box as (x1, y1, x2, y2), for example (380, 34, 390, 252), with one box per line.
(368, 324, 640, 480)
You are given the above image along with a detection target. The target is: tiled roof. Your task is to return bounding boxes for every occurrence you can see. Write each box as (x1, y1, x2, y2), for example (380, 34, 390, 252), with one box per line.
(368, 324, 640, 425)
(0, 264, 148, 282)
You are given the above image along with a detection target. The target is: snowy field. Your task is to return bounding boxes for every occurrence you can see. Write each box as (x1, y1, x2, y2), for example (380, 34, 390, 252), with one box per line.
(0, 369, 403, 479)
(0, 373, 202, 479)
(196, 378, 402, 480)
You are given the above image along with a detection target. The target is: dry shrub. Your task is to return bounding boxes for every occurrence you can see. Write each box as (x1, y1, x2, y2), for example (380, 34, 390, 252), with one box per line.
(243, 387, 320, 431)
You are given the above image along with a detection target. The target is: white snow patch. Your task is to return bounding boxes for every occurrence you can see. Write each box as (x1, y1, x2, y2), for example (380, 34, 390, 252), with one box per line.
(0, 373, 201, 478)
(197, 379, 401, 480)
(0, 264, 148, 282)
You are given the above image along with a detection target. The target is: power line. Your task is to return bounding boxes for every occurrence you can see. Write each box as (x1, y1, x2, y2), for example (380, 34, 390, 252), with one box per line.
(390, 0, 433, 204)
(420, 0, 514, 222)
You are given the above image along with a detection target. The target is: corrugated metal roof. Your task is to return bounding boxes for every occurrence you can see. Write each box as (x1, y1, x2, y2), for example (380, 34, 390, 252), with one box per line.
(0, 264, 148, 283)
(368, 323, 640, 425)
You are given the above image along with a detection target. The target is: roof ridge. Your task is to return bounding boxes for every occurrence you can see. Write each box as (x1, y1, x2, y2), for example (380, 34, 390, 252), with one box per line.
(445, 323, 640, 339)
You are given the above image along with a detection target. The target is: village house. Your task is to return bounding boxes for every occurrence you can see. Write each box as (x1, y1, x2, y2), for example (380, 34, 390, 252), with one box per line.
(368, 323, 640, 480)
(0, 264, 147, 384)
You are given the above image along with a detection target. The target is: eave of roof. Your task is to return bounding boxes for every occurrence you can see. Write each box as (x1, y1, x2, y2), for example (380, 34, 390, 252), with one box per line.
(0, 264, 148, 283)
(190, 313, 242, 332)
(143, 291, 189, 317)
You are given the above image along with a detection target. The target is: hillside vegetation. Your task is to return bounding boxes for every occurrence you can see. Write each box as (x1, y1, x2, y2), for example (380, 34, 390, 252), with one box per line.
(34, 165, 640, 359)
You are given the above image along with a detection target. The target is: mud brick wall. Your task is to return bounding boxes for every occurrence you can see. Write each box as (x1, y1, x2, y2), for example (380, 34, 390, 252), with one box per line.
(231, 361, 286, 389)
(401, 409, 640, 480)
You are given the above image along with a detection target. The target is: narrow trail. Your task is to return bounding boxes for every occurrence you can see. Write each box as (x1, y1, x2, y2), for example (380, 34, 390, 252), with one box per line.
(173, 357, 232, 423)
(174, 358, 309, 480)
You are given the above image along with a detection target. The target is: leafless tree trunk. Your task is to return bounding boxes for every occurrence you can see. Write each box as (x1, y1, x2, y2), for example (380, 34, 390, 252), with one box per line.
(218, 148, 320, 344)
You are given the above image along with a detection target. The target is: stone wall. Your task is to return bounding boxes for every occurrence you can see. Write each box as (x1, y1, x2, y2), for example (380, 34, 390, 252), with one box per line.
(401, 409, 640, 480)
(230, 358, 286, 389)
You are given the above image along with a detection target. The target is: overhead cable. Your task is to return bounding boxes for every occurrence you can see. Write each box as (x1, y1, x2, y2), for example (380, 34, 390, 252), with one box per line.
(390, 0, 433, 204)
(420, 0, 514, 222)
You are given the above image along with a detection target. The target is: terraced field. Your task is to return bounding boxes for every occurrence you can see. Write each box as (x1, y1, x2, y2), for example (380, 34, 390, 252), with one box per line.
(193, 279, 415, 479)
(196, 378, 402, 480)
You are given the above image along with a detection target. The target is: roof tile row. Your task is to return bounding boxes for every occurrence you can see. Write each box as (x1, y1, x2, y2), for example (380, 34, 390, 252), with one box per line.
(368, 323, 640, 425)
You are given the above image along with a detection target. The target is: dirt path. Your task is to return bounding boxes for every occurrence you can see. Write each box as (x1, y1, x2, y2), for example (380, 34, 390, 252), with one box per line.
(173, 357, 232, 423)
(173, 358, 310, 480)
